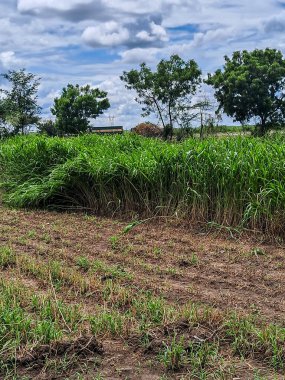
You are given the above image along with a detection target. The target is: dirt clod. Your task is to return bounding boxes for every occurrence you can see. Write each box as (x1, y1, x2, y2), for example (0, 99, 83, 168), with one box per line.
(16, 336, 103, 367)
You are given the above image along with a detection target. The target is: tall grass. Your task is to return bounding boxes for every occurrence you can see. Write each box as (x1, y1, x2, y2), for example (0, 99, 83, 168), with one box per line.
(1, 133, 285, 237)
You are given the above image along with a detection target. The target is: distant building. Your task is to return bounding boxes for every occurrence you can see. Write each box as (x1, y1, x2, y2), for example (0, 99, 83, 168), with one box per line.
(90, 126, 123, 134)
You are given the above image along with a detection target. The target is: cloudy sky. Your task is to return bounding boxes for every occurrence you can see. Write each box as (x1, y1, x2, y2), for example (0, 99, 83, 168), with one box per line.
(1, 0, 285, 128)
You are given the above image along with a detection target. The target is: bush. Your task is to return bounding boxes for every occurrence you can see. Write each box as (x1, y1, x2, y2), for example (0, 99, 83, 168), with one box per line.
(37, 120, 58, 137)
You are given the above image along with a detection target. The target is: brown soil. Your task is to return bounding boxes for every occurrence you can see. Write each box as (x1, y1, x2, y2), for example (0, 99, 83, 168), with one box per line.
(0, 206, 285, 379)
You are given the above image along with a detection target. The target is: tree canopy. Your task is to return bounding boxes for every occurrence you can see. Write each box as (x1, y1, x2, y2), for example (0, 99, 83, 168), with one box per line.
(51, 84, 110, 135)
(0, 69, 41, 135)
(206, 48, 285, 135)
(120, 54, 202, 139)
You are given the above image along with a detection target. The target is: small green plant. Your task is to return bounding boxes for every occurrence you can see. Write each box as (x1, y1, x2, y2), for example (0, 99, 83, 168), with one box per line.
(153, 247, 162, 257)
(190, 253, 199, 265)
(92, 259, 132, 280)
(224, 313, 257, 357)
(27, 229, 36, 238)
(250, 247, 266, 257)
(0, 246, 16, 268)
(50, 260, 63, 286)
(33, 319, 63, 343)
(90, 310, 125, 336)
(132, 292, 170, 326)
(109, 235, 120, 250)
(76, 256, 91, 272)
(187, 341, 219, 376)
(42, 233, 51, 244)
(93, 373, 105, 380)
(160, 335, 186, 370)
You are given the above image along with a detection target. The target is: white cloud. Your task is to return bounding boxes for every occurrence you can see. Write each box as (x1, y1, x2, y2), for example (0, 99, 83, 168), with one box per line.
(0, 51, 22, 69)
(82, 21, 129, 47)
(119, 47, 160, 64)
(137, 22, 168, 42)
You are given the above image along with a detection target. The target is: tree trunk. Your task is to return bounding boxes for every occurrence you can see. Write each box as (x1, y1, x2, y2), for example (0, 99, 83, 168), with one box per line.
(166, 102, 173, 140)
(199, 109, 204, 139)
(259, 117, 267, 137)
(153, 97, 166, 130)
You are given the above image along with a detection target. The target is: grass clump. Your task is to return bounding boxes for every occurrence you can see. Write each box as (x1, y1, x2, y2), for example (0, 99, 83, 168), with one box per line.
(224, 312, 285, 370)
(89, 310, 126, 337)
(0, 246, 16, 268)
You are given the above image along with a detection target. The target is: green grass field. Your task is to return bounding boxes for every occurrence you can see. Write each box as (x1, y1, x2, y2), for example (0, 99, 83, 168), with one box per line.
(1, 133, 285, 238)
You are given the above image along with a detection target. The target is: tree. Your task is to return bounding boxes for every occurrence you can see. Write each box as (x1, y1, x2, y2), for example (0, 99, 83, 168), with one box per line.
(120, 54, 201, 139)
(37, 119, 58, 136)
(0, 69, 41, 135)
(206, 49, 285, 136)
(51, 84, 110, 135)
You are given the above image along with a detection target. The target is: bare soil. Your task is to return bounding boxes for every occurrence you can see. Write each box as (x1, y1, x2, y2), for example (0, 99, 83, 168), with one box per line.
(1, 206, 285, 379)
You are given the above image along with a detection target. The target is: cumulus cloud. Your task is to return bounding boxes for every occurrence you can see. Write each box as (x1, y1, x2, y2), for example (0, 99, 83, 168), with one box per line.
(82, 21, 129, 47)
(136, 22, 168, 42)
(0, 51, 22, 69)
(119, 47, 160, 64)
(82, 19, 168, 48)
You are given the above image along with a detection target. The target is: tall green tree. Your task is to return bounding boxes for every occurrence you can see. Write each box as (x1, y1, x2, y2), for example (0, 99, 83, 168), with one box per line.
(0, 69, 41, 135)
(206, 48, 285, 136)
(51, 84, 110, 135)
(120, 54, 201, 139)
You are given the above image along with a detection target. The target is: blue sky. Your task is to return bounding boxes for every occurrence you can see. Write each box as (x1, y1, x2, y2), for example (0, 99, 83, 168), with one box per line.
(1, 0, 285, 128)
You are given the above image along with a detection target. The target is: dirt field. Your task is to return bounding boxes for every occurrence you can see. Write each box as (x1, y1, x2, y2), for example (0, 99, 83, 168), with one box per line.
(1, 206, 285, 379)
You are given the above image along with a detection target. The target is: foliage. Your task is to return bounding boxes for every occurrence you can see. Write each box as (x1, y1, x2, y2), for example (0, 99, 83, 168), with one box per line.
(121, 54, 201, 139)
(206, 49, 285, 136)
(37, 119, 58, 136)
(51, 84, 110, 135)
(174, 125, 194, 141)
(0, 69, 41, 135)
(1, 134, 285, 238)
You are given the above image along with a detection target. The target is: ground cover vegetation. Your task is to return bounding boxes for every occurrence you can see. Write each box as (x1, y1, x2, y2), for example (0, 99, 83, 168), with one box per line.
(1, 206, 285, 379)
(1, 133, 285, 238)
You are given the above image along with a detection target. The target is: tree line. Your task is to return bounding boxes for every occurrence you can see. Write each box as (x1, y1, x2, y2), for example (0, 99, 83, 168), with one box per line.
(1, 48, 285, 139)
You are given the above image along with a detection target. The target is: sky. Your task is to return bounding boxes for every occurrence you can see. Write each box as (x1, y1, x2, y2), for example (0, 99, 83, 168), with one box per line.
(1, 0, 285, 128)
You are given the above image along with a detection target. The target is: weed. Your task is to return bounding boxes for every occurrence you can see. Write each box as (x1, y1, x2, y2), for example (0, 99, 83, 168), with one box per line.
(250, 247, 266, 257)
(153, 247, 162, 257)
(90, 310, 125, 336)
(42, 233, 51, 244)
(109, 235, 120, 250)
(190, 253, 199, 265)
(160, 335, 186, 370)
(27, 229, 36, 238)
(92, 259, 132, 280)
(131, 292, 172, 326)
(76, 256, 91, 272)
(0, 246, 16, 268)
